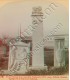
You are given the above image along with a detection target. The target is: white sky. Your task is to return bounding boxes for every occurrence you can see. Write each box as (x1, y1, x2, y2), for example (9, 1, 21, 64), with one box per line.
(0, 0, 68, 38)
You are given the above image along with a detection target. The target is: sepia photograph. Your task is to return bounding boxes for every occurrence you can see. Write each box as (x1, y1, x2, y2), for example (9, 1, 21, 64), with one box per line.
(0, 0, 69, 80)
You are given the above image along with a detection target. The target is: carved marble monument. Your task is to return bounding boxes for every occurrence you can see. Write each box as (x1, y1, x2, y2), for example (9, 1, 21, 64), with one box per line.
(54, 36, 67, 67)
(8, 38, 30, 74)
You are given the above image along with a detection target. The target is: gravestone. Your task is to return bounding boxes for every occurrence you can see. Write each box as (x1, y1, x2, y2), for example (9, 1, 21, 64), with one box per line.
(32, 7, 45, 68)
(8, 39, 30, 74)
(54, 37, 66, 67)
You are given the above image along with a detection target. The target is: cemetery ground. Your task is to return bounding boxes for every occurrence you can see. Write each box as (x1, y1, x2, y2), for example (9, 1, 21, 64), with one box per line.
(0, 64, 68, 75)
(24, 64, 69, 75)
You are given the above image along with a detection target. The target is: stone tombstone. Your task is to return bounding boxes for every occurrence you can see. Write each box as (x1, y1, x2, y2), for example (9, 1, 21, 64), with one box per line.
(32, 7, 44, 68)
(54, 37, 66, 67)
(8, 39, 30, 74)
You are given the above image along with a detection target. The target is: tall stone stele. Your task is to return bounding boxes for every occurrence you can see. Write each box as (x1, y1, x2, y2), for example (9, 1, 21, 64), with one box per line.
(32, 7, 44, 68)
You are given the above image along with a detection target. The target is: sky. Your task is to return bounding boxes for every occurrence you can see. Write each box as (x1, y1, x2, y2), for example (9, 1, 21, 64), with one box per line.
(0, 0, 69, 38)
